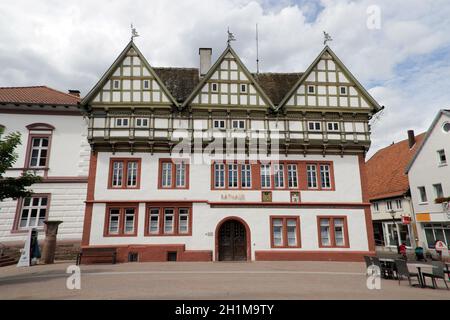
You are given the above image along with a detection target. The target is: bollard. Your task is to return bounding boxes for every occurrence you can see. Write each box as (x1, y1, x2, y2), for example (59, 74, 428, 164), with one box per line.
(42, 221, 63, 264)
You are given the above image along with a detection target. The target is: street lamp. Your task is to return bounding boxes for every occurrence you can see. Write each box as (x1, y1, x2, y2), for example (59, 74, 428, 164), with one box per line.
(389, 209, 400, 254)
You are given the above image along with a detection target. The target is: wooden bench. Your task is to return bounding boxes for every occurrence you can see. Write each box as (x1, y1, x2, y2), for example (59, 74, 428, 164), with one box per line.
(76, 248, 117, 265)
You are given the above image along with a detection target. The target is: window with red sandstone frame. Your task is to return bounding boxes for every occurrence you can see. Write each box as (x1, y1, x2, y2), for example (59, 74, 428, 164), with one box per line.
(109, 159, 141, 189)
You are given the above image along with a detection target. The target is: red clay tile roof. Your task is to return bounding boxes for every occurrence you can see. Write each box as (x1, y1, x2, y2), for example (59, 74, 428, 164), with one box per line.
(366, 132, 426, 201)
(0, 86, 79, 106)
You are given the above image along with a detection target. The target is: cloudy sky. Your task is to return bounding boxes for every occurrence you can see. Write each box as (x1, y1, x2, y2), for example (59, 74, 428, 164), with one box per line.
(1, 0, 449, 156)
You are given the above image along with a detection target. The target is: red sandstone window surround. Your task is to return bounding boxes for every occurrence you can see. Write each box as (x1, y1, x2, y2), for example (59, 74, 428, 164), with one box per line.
(317, 216, 350, 248)
(24, 123, 55, 171)
(108, 158, 142, 189)
(270, 216, 301, 248)
(210, 161, 334, 191)
(145, 203, 193, 236)
(104, 204, 139, 237)
(158, 158, 190, 190)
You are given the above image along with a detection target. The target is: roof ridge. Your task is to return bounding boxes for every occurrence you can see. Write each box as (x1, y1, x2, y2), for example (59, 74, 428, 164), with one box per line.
(0, 85, 46, 89)
(154, 67, 198, 70)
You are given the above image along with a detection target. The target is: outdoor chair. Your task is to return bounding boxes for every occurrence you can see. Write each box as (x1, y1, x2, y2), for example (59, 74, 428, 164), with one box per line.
(364, 256, 373, 270)
(422, 261, 449, 290)
(372, 257, 394, 279)
(395, 259, 420, 287)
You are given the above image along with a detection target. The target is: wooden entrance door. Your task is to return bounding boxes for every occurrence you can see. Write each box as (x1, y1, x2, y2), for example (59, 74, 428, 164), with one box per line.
(219, 220, 247, 261)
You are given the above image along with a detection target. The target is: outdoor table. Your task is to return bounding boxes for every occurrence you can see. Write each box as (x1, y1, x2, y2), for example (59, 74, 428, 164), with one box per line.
(408, 263, 436, 288)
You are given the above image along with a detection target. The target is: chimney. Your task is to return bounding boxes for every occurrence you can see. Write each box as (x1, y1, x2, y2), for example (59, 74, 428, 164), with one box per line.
(68, 90, 81, 98)
(408, 130, 415, 148)
(199, 48, 212, 77)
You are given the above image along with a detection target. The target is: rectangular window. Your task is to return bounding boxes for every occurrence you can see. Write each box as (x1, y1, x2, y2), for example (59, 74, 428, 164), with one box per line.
(228, 164, 238, 188)
(307, 165, 318, 189)
(271, 217, 300, 248)
(320, 164, 331, 189)
(124, 208, 136, 234)
(418, 186, 428, 203)
(213, 120, 226, 129)
(214, 163, 225, 188)
(240, 84, 248, 93)
(308, 121, 321, 132)
(159, 159, 189, 189)
(143, 80, 150, 89)
(327, 122, 339, 132)
(395, 199, 403, 210)
(434, 183, 444, 199)
(308, 85, 315, 94)
(373, 202, 379, 212)
(437, 149, 447, 165)
(115, 118, 129, 127)
(319, 217, 348, 248)
(164, 209, 174, 234)
(149, 208, 160, 234)
(113, 80, 120, 89)
(105, 206, 138, 237)
(18, 196, 49, 230)
(109, 159, 141, 189)
(136, 118, 149, 128)
(261, 164, 271, 189)
(241, 164, 252, 188)
(386, 201, 393, 211)
(287, 164, 298, 189)
(108, 209, 120, 235)
(232, 120, 246, 130)
(178, 208, 189, 234)
(272, 219, 283, 247)
(274, 164, 285, 188)
(340, 86, 347, 95)
(211, 83, 218, 92)
(146, 204, 192, 236)
(29, 137, 49, 168)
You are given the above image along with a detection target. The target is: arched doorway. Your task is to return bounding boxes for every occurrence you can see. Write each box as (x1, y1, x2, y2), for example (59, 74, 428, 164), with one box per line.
(216, 217, 251, 262)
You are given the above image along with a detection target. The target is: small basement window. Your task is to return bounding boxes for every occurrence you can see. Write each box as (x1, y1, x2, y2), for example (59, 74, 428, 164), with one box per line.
(167, 252, 178, 262)
(128, 252, 139, 262)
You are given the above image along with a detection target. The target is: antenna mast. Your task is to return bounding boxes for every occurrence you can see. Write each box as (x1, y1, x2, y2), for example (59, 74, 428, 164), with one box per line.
(256, 24, 260, 74)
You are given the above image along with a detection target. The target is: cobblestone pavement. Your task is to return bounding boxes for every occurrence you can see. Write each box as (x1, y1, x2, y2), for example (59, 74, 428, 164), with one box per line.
(0, 261, 449, 300)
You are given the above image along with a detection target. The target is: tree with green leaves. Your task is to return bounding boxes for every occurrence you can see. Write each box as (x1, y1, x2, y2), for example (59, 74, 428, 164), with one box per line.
(0, 127, 41, 201)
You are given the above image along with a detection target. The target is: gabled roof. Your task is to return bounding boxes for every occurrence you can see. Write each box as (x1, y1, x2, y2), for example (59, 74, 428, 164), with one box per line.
(366, 132, 426, 201)
(405, 109, 450, 173)
(277, 46, 382, 112)
(0, 86, 79, 106)
(181, 45, 275, 109)
(81, 41, 178, 107)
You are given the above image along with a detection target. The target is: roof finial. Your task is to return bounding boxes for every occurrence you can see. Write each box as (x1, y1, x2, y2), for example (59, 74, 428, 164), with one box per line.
(131, 24, 140, 42)
(227, 27, 236, 46)
(323, 31, 333, 46)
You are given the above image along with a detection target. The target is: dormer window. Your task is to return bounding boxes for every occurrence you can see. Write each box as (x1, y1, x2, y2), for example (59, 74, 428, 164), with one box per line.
(113, 80, 120, 90)
(240, 84, 248, 93)
(340, 86, 348, 95)
(116, 118, 129, 127)
(308, 85, 315, 94)
(213, 120, 226, 129)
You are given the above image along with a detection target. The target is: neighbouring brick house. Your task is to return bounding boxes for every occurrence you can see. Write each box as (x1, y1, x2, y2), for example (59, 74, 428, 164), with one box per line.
(366, 130, 425, 251)
(0, 86, 89, 260)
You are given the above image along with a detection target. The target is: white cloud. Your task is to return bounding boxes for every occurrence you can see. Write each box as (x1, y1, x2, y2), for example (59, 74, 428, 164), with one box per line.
(0, 0, 449, 156)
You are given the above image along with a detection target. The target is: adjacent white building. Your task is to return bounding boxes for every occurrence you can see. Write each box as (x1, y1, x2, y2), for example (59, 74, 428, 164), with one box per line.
(406, 110, 450, 249)
(0, 86, 89, 256)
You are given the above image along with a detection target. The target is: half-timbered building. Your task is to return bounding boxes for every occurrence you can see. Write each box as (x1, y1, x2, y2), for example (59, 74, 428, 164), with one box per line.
(80, 40, 381, 263)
